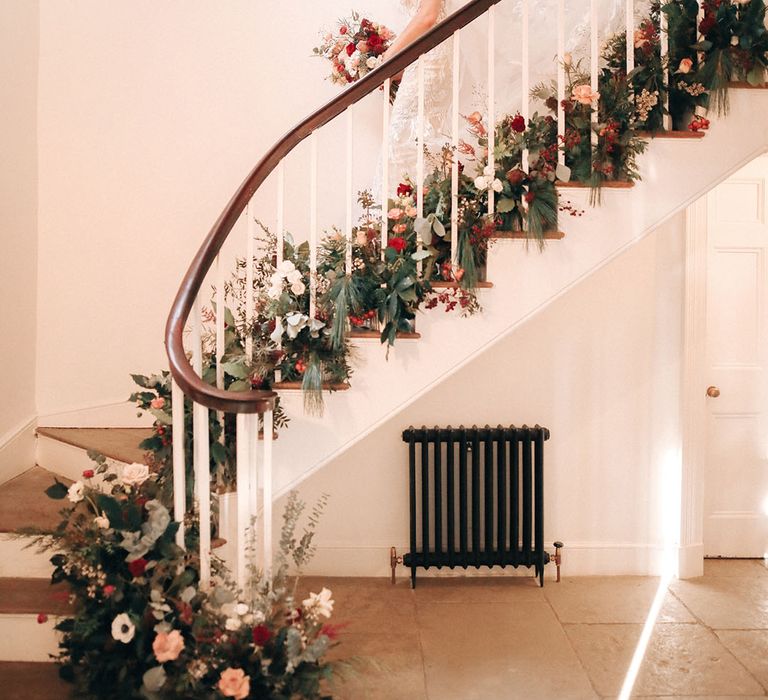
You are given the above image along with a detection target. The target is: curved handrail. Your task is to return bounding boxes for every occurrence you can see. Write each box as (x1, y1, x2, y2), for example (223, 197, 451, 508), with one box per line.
(165, 0, 502, 413)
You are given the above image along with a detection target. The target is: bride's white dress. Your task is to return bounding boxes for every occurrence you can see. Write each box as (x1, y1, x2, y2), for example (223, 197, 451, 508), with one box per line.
(385, 0, 648, 185)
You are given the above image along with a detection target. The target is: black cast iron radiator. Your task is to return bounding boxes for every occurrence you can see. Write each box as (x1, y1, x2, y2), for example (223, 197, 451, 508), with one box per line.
(396, 425, 561, 588)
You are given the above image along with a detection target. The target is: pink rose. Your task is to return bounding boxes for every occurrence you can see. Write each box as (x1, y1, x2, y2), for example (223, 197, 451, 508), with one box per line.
(405, 206, 418, 218)
(153, 629, 185, 662)
(387, 208, 403, 221)
(393, 223, 407, 234)
(150, 397, 165, 409)
(571, 85, 599, 105)
(678, 57, 693, 74)
(218, 668, 250, 699)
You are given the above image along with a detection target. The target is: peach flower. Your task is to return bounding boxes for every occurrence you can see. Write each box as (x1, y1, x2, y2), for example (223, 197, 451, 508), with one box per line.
(357, 41, 369, 53)
(571, 85, 599, 105)
(218, 668, 250, 699)
(150, 397, 165, 410)
(678, 58, 693, 74)
(466, 111, 483, 125)
(405, 206, 418, 218)
(153, 630, 184, 663)
(387, 208, 403, 220)
(393, 223, 407, 234)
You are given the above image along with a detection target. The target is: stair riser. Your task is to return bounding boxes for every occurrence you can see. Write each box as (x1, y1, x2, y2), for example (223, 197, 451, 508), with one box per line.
(0, 537, 54, 579)
(37, 435, 129, 483)
(0, 616, 60, 661)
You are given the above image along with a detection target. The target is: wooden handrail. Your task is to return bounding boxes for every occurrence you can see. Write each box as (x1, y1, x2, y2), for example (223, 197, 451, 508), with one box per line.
(165, 0, 502, 413)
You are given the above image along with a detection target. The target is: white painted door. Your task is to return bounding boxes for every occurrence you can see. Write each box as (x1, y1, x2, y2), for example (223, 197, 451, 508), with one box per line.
(704, 155, 768, 557)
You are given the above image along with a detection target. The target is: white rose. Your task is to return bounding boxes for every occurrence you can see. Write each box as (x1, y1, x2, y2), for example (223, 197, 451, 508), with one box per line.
(366, 56, 378, 70)
(67, 481, 84, 503)
(491, 178, 503, 193)
(267, 284, 282, 300)
(121, 462, 149, 487)
(236, 602, 250, 616)
(94, 513, 110, 529)
(277, 260, 295, 275)
(286, 269, 303, 285)
(290, 281, 306, 296)
(111, 613, 136, 643)
(269, 272, 283, 287)
(731, 35, 740, 46)
(474, 175, 488, 190)
(225, 617, 242, 631)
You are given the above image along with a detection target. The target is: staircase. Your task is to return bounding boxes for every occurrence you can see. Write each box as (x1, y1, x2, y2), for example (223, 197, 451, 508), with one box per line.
(2, 0, 768, 685)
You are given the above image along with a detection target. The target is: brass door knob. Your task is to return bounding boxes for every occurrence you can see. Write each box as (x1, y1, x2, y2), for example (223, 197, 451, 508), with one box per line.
(706, 386, 720, 398)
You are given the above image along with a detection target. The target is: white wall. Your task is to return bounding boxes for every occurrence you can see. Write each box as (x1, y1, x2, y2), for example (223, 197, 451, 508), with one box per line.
(287, 214, 687, 577)
(0, 0, 40, 479)
(35, 0, 406, 422)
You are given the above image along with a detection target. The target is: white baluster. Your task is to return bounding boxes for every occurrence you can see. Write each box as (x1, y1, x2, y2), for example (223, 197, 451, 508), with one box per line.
(626, 0, 635, 76)
(416, 55, 425, 275)
(522, 0, 530, 175)
(235, 413, 251, 592)
(451, 29, 460, 266)
(381, 78, 391, 258)
(557, 0, 565, 166)
(245, 202, 255, 362)
(247, 412, 259, 541)
(309, 132, 318, 321)
(660, 8, 671, 130)
(345, 106, 354, 275)
(487, 5, 496, 216)
(192, 297, 211, 587)
(215, 255, 225, 438)
(171, 378, 186, 549)
(262, 409, 274, 581)
(590, 0, 599, 154)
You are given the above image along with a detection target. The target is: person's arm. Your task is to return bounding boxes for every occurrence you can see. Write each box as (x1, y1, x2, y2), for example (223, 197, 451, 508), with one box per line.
(383, 0, 443, 78)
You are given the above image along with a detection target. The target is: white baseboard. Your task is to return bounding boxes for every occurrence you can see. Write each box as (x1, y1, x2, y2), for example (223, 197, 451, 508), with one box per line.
(0, 417, 37, 486)
(677, 542, 704, 579)
(38, 399, 153, 428)
(299, 541, 669, 578)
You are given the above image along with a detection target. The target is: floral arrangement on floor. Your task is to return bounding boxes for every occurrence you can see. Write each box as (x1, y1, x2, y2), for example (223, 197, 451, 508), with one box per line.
(30, 457, 339, 699)
(313, 11, 396, 98)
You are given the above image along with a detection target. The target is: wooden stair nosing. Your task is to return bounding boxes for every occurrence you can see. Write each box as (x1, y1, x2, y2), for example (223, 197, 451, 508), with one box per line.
(349, 330, 421, 339)
(430, 280, 494, 289)
(635, 130, 706, 139)
(272, 381, 351, 391)
(556, 180, 635, 189)
(493, 230, 565, 240)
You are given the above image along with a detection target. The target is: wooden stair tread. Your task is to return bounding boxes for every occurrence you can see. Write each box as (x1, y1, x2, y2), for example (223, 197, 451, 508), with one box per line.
(0, 578, 71, 616)
(349, 329, 421, 339)
(37, 427, 152, 465)
(0, 662, 73, 698)
(728, 81, 768, 89)
(0, 466, 69, 534)
(272, 381, 351, 391)
(493, 230, 565, 240)
(636, 130, 705, 139)
(430, 280, 494, 288)
(556, 180, 634, 189)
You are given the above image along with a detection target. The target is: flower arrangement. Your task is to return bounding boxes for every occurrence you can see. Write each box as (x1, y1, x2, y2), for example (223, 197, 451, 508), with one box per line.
(663, 0, 768, 114)
(30, 458, 338, 699)
(313, 11, 396, 92)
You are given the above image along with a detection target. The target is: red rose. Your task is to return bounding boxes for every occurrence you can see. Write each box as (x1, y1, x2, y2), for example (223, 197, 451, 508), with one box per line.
(82, 469, 94, 479)
(506, 168, 526, 186)
(128, 558, 148, 578)
(346, 42, 356, 57)
(699, 14, 716, 35)
(396, 182, 413, 197)
(103, 585, 116, 597)
(367, 33, 383, 51)
(37, 613, 48, 624)
(339, 25, 347, 35)
(253, 624, 271, 646)
(387, 236, 407, 253)
(510, 113, 526, 133)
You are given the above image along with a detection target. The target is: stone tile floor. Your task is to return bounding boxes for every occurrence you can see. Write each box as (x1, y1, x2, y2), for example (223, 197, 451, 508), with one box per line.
(3, 560, 767, 698)
(311, 559, 768, 699)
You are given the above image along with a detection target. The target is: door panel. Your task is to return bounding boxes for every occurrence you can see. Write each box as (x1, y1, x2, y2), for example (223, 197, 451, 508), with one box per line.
(704, 155, 768, 557)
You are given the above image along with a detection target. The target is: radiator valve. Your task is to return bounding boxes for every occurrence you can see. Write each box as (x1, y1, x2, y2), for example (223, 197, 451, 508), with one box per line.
(390, 546, 403, 585)
(553, 541, 563, 582)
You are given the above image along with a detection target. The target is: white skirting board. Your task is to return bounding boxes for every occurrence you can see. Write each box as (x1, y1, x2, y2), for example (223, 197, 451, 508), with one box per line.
(0, 417, 37, 486)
